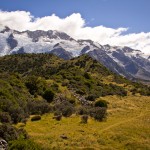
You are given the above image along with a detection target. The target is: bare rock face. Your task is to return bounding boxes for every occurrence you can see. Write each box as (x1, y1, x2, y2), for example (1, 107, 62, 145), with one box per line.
(26, 30, 74, 42)
(6, 34, 18, 50)
(49, 47, 72, 60)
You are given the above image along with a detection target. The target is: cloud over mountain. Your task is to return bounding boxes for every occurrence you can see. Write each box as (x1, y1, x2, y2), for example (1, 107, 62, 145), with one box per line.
(0, 10, 149, 55)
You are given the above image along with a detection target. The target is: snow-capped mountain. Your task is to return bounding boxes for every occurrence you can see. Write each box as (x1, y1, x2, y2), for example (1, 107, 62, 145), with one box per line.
(0, 26, 150, 81)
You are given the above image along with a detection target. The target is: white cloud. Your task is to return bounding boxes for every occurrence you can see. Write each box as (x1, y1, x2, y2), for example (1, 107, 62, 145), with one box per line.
(0, 10, 149, 55)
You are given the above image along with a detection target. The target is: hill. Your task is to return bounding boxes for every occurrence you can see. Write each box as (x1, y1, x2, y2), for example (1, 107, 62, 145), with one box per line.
(0, 53, 150, 149)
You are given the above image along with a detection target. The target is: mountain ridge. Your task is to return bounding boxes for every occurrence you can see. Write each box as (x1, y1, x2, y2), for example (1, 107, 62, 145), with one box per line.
(0, 26, 150, 81)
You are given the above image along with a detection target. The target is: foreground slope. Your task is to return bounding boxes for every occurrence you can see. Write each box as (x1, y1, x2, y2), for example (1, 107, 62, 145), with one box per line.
(25, 95, 150, 150)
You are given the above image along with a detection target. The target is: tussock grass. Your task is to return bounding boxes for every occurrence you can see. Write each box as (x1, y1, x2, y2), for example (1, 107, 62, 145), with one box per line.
(25, 95, 150, 149)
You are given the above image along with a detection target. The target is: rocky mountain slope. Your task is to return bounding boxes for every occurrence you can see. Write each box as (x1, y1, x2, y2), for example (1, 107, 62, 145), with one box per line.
(0, 26, 150, 81)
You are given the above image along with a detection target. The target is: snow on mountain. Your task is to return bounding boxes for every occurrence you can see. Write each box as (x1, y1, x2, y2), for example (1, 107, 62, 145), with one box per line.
(0, 27, 85, 57)
(0, 26, 150, 81)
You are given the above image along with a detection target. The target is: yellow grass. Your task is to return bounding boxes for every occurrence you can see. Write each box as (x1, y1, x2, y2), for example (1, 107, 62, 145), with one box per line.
(25, 95, 150, 150)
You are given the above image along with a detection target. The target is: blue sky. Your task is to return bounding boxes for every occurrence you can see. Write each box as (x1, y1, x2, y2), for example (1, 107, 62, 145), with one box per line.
(0, 0, 150, 54)
(0, 0, 150, 33)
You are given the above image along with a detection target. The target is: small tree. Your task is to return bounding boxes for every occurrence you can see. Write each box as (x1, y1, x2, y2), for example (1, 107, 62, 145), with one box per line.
(94, 99, 108, 108)
(42, 89, 54, 103)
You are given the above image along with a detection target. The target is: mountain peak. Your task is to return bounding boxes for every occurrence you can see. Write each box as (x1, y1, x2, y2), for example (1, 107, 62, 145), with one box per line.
(0, 27, 150, 81)
(24, 29, 75, 42)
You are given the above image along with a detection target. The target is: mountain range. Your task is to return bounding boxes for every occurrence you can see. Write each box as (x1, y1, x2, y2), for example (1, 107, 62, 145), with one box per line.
(0, 26, 150, 81)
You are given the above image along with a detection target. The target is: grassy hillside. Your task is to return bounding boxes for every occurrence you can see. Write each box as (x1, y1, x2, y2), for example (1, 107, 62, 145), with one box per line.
(25, 95, 150, 150)
(0, 53, 149, 149)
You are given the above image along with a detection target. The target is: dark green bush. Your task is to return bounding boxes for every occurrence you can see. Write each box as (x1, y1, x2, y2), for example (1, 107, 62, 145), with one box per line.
(31, 115, 41, 121)
(62, 106, 74, 117)
(27, 100, 52, 115)
(9, 106, 26, 124)
(89, 107, 107, 121)
(54, 111, 62, 116)
(76, 106, 88, 115)
(0, 124, 27, 142)
(25, 76, 46, 95)
(54, 101, 74, 117)
(0, 124, 19, 141)
(94, 99, 108, 108)
(0, 112, 11, 123)
(42, 89, 55, 103)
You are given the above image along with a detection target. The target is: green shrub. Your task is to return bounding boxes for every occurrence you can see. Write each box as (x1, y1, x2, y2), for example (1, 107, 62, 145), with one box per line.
(0, 124, 27, 142)
(0, 112, 11, 123)
(62, 106, 74, 117)
(89, 107, 107, 121)
(76, 106, 88, 115)
(54, 111, 62, 116)
(27, 100, 52, 115)
(25, 76, 46, 95)
(31, 115, 41, 121)
(94, 99, 108, 108)
(0, 124, 19, 141)
(42, 89, 55, 103)
(9, 106, 25, 124)
(54, 101, 74, 117)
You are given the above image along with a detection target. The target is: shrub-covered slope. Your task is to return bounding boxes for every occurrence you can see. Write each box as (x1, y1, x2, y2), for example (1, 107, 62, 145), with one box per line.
(0, 53, 149, 98)
(0, 53, 150, 149)
(0, 53, 149, 122)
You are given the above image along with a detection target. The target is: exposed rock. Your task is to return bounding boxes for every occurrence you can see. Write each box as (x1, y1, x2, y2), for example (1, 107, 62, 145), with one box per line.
(0, 139, 8, 150)
(60, 134, 68, 139)
(6, 33, 18, 50)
